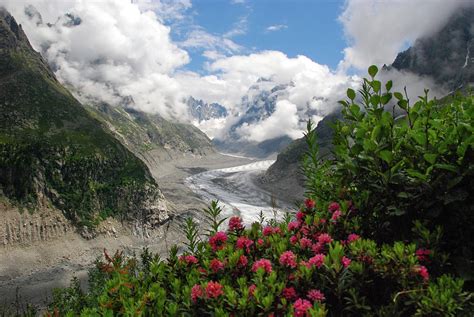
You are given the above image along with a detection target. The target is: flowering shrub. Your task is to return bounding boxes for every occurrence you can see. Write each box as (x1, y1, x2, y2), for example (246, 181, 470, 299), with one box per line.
(48, 198, 472, 316)
(47, 68, 473, 316)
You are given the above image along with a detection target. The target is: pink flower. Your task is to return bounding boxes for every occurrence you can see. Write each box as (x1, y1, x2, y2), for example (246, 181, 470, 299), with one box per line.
(415, 265, 429, 281)
(252, 258, 272, 273)
(257, 238, 264, 246)
(210, 259, 224, 273)
(179, 255, 198, 265)
(236, 236, 254, 252)
(205, 281, 224, 299)
(342, 256, 352, 268)
(238, 255, 248, 267)
(328, 202, 340, 213)
(300, 260, 311, 269)
(293, 298, 313, 317)
(308, 254, 325, 268)
(290, 235, 299, 245)
(191, 284, 203, 303)
(300, 237, 312, 249)
(300, 225, 310, 236)
(282, 287, 297, 300)
(209, 232, 228, 251)
(347, 234, 360, 243)
(248, 284, 257, 297)
(311, 242, 323, 254)
(331, 210, 342, 221)
(304, 199, 316, 210)
(279, 251, 297, 268)
(307, 289, 325, 302)
(263, 226, 274, 236)
(416, 249, 431, 262)
(318, 233, 333, 245)
(288, 221, 300, 231)
(296, 211, 305, 222)
(228, 216, 244, 232)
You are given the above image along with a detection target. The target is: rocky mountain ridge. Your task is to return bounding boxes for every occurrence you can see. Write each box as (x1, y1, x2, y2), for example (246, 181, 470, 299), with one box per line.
(0, 8, 168, 234)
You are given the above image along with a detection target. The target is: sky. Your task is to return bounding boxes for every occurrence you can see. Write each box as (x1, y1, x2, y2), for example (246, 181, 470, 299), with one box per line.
(1, 0, 471, 142)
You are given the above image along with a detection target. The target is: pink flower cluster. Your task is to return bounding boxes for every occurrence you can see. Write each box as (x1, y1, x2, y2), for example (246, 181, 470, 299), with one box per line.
(304, 199, 316, 210)
(263, 226, 281, 236)
(179, 255, 198, 265)
(415, 248, 431, 262)
(347, 233, 360, 243)
(293, 298, 313, 317)
(252, 258, 272, 273)
(342, 256, 352, 268)
(307, 289, 325, 302)
(415, 265, 429, 281)
(282, 287, 297, 300)
(210, 259, 224, 273)
(308, 254, 326, 268)
(209, 231, 228, 251)
(279, 251, 297, 268)
(228, 216, 244, 232)
(236, 236, 253, 252)
(206, 281, 224, 298)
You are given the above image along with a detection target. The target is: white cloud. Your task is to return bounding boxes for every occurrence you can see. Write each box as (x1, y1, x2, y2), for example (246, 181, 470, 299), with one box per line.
(224, 15, 248, 38)
(339, 0, 471, 70)
(2, 0, 191, 120)
(265, 24, 287, 32)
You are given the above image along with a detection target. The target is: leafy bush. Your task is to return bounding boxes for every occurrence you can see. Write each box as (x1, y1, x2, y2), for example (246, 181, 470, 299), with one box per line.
(47, 67, 473, 316)
(48, 197, 472, 316)
(304, 66, 473, 280)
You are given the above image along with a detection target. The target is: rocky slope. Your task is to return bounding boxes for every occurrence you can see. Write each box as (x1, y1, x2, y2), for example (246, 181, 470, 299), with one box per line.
(0, 9, 168, 231)
(260, 113, 338, 201)
(391, 7, 474, 90)
(85, 101, 215, 175)
(187, 97, 227, 122)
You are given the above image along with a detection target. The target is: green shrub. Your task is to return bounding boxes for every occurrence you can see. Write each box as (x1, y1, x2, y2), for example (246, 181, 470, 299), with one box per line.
(304, 66, 473, 279)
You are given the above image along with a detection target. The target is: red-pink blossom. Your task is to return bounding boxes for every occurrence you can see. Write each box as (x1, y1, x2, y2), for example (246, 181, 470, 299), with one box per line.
(342, 256, 352, 268)
(307, 289, 325, 302)
(304, 199, 316, 210)
(209, 232, 228, 251)
(205, 281, 224, 298)
(179, 255, 198, 265)
(279, 251, 297, 268)
(282, 287, 297, 300)
(347, 233, 360, 243)
(263, 226, 274, 236)
(228, 216, 244, 232)
(328, 202, 340, 213)
(415, 265, 429, 281)
(210, 259, 224, 273)
(296, 211, 305, 222)
(415, 249, 431, 262)
(293, 298, 313, 317)
(238, 255, 248, 267)
(236, 236, 254, 252)
(248, 284, 257, 297)
(308, 254, 325, 268)
(252, 258, 272, 273)
(311, 242, 323, 254)
(290, 235, 299, 245)
(288, 221, 300, 231)
(257, 238, 264, 246)
(318, 233, 333, 245)
(331, 210, 342, 221)
(191, 284, 203, 303)
(300, 237, 312, 249)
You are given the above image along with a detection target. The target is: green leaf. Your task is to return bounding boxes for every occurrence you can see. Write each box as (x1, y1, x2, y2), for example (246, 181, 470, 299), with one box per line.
(397, 99, 408, 110)
(407, 169, 427, 181)
(394, 92, 404, 101)
(411, 132, 426, 145)
(434, 163, 458, 172)
(370, 94, 380, 106)
(368, 65, 378, 78)
(381, 93, 392, 105)
(385, 80, 393, 91)
(371, 80, 381, 93)
(378, 150, 393, 164)
(347, 88, 356, 100)
(423, 153, 437, 164)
